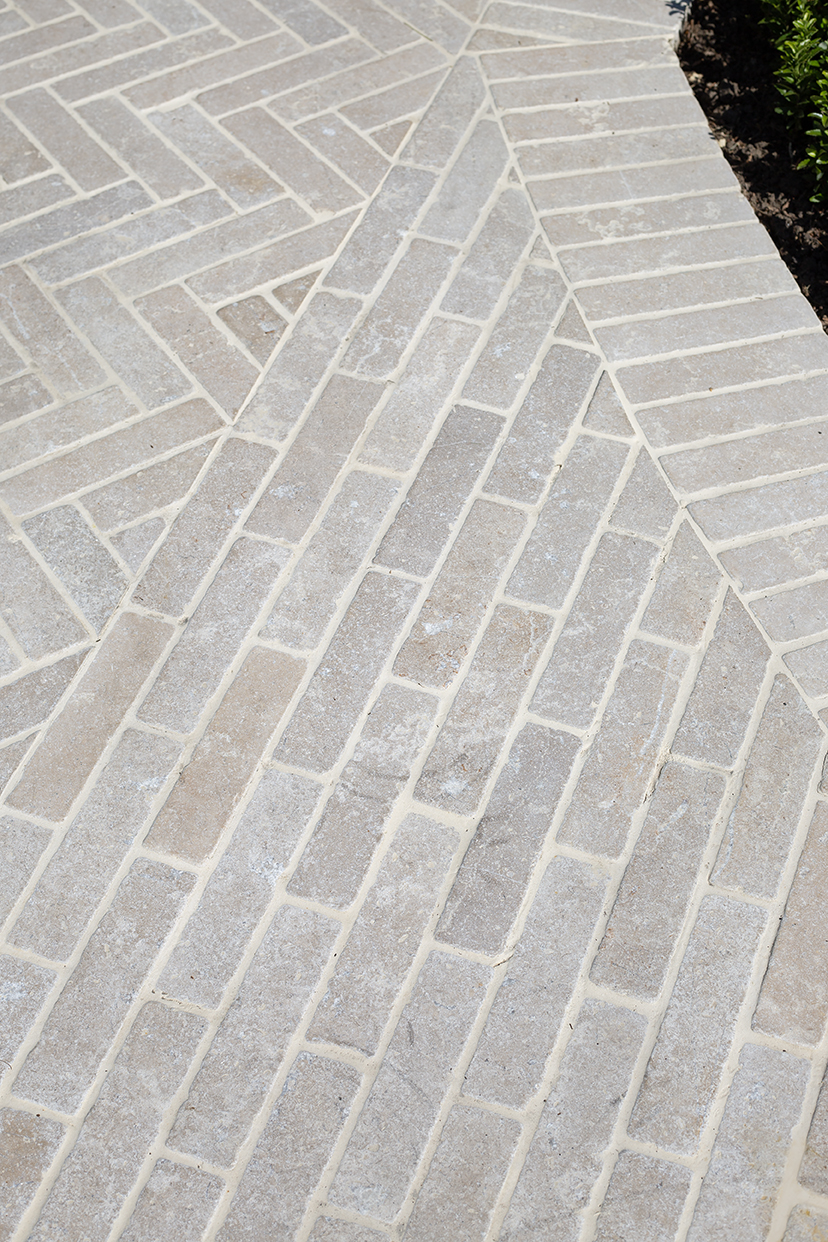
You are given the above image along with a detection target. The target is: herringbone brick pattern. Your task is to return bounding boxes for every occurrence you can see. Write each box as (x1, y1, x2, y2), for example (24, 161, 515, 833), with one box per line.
(2, 0, 828, 1238)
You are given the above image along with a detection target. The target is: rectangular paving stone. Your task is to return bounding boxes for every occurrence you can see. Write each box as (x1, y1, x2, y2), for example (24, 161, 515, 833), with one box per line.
(686, 1044, 809, 1241)
(237, 293, 362, 442)
(642, 521, 724, 647)
(145, 647, 305, 863)
(527, 157, 736, 213)
(197, 37, 377, 115)
(375, 406, 505, 576)
(83, 442, 214, 532)
(441, 187, 534, 320)
(139, 537, 290, 735)
(711, 674, 820, 897)
(404, 55, 486, 167)
(287, 683, 437, 907)
(216, 1055, 362, 1239)
(785, 639, 828, 697)
(8, 88, 125, 192)
(523, 126, 713, 183)
(500, 1001, 647, 1242)
(13, 859, 195, 1113)
(296, 113, 389, 193)
(244, 374, 381, 542)
(0, 817, 52, 928)
(158, 770, 321, 1009)
(134, 438, 277, 616)
(0, 374, 53, 426)
(0, 20, 168, 98)
(490, 62, 690, 109)
(0, 336, 26, 383)
(721, 524, 828, 598)
(693, 472, 828, 547)
(462, 264, 568, 409)
(505, 95, 711, 144)
(507, 437, 629, 607)
(275, 572, 418, 772)
(261, 470, 400, 649)
(0, 111, 51, 183)
(30, 1004, 205, 1242)
(558, 642, 690, 858)
(436, 724, 579, 953)
(308, 814, 459, 1054)
(120, 1161, 224, 1242)
(8, 613, 172, 823)
(79, 97, 204, 200)
(323, 0, 415, 51)
(752, 579, 828, 642)
(0, 181, 151, 266)
(10, 729, 179, 961)
(169, 904, 339, 1167)
(0, 956, 55, 1091)
(610, 450, 676, 540)
(421, 119, 508, 243)
(532, 532, 660, 729)
(799, 1071, 828, 1195)
(359, 318, 480, 472)
(150, 104, 283, 210)
(329, 952, 491, 1221)
(263, 0, 347, 42)
(395, 500, 526, 687)
(22, 504, 129, 633)
(593, 1152, 691, 1242)
(0, 266, 106, 398)
(340, 65, 446, 130)
(464, 855, 608, 1109)
(0, 518, 88, 659)
(415, 606, 556, 816)
(0, 1111, 65, 1242)
(342, 238, 456, 378)
(671, 590, 771, 769)
(0, 652, 85, 743)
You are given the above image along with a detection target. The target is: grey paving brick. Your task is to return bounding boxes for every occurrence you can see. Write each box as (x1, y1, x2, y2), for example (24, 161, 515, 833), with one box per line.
(500, 1001, 647, 1242)
(610, 450, 676, 539)
(197, 38, 376, 116)
(0, 20, 169, 97)
(0, 175, 73, 228)
(686, 1044, 810, 1241)
(22, 505, 128, 632)
(0, 181, 152, 266)
(0, 517, 88, 659)
(581, 370, 634, 437)
(169, 904, 339, 1166)
(532, 533, 660, 729)
(288, 683, 436, 907)
(0, 652, 85, 743)
(641, 521, 723, 647)
(329, 951, 491, 1220)
(216, 1055, 362, 1240)
(404, 56, 486, 167)
(237, 293, 362, 442)
(753, 579, 828, 642)
(0, 742, 33, 800)
(297, 114, 389, 194)
(30, 1004, 206, 1242)
(375, 406, 505, 576)
(693, 472, 828, 548)
(189, 0, 277, 37)
(145, 647, 305, 863)
(157, 770, 321, 1009)
(79, 97, 204, 200)
(308, 1222, 387, 1242)
(0, 112, 51, 183)
(799, 1069, 828, 1195)
(217, 294, 287, 364)
(135, 438, 277, 617)
(308, 813, 459, 1054)
(421, 119, 508, 244)
(120, 1161, 224, 1242)
(323, 0, 415, 50)
(81, 439, 215, 532)
(667, 421, 828, 502)
(464, 855, 608, 1108)
(275, 572, 418, 773)
(524, 127, 714, 186)
(8, 88, 124, 193)
(327, 165, 436, 295)
(150, 105, 282, 210)
(490, 62, 690, 109)
(0, 266, 105, 398)
(527, 157, 736, 214)
(109, 520, 165, 573)
(562, 220, 776, 286)
(340, 66, 446, 131)
(507, 437, 630, 607)
(593, 1153, 691, 1242)
(0, 374, 52, 425)
(783, 1206, 828, 1240)
(245, 374, 381, 542)
(671, 590, 770, 769)
(0, 956, 55, 1088)
(0, 817, 52, 927)
(558, 642, 690, 859)
(0, 336, 26, 383)
(441, 187, 535, 319)
(0, 1111, 64, 1241)
(784, 639, 828, 697)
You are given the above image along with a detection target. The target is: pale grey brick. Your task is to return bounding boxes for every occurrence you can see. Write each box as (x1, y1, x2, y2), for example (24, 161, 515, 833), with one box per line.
(308, 814, 459, 1054)
(0, 1111, 64, 1240)
(436, 724, 580, 954)
(421, 119, 508, 243)
(0, 182, 151, 266)
(526, 158, 739, 214)
(110, 519, 165, 573)
(0, 956, 55, 1088)
(610, 450, 676, 539)
(687, 1044, 809, 1241)
(297, 114, 389, 193)
(0, 111, 51, 183)
(308, 1222, 386, 1242)
(121, 1161, 224, 1242)
(79, 97, 204, 200)
(415, 606, 555, 815)
(8, 88, 124, 192)
(0, 374, 52, 425)
(441, 188, 534, 320)
(329, 952, 491, 1220)
(22, 505, 128, 633)
(785, 639, 828, 697)
(507, 437, 630, 606)
(561, 220, 776, 286)
(799, 1070, 828, 1195)
(0, 514, 88, 659)
(404, 56, 486, 168)
(753, 579, 828, 642)
(136, 0, 208, 32)
(722, 524, 828, 596)
(197, 37, 373, 115)
(464, 855, 608, 1108)
(693, 471, 828, 546)
(0, 266, 106, 398)
(151, 105, 282, 210)
(783, 1206, 828, 1240)
(594, 1153, 691, 1242)
(0, 386, 140, 481)
(641, 521, 723, 647)
(10, 729, 179, 962)
(375, 406, 505, 576)
(0, 817, 52, 928)
(169, 904, 339, 1166)
(0, 652, 85, 743)
(711, 675, 821, 897)
(582, 370, 633, 437)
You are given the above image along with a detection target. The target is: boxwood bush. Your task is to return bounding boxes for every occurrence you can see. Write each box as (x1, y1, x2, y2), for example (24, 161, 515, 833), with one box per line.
(759, 0, 828, 200)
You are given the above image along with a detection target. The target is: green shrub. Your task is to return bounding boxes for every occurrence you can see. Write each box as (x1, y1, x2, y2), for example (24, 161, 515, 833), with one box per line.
(758, 0, 828, 200)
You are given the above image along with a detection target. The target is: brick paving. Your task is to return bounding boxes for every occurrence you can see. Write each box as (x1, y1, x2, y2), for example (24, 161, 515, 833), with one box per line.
(1, 0, 828, 1237)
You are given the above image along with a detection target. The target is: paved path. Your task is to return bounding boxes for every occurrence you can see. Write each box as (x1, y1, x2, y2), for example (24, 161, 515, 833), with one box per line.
(1, 0, 828, 1237)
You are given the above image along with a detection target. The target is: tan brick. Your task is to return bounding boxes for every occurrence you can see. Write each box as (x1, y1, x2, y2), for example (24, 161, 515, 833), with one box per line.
(134, 438, 277, 617)
(216, 1055, 362, 1238)
(0, 1111, 64, 1241)
(169, 904, 339, 1166)
(462, 265, 568, 410)
(14, 860, 194, 1113)
(500, 1001, 647, 1242)
(783, 1207, 828, 1240)
(244, 374, 381, 542)
(404, 56, 486, 168)
(527, 157, 735, 213)
(329, 951, 490, 1219)
(10, 729, 179, 962)
(261, 471, 400, 649)
(217, 295, 286, 364)
(83, 442, 214, 532)
(288, 683, 437, 907)
(375, 406, 505, 576)
(641, 521, 723, 647)
(686, 1044, 809, 1241)
(532, 533, 660, 729)
(276, 573, 417, 772)
(340, 66, 446, 130)
(197, 38, 375, 115)
(0, 521, 87, 659)
(8, 89, 124, 192)
(79, 97, 204, 201)
(415, 607, 555, 815)
(145, 647, 305, 863)
(0, 266, 106, 398)
(0, 956, 55, 1090)
(671, 590, 770, 769)
(0, 817, 52, 926)
(237, 293, 362, 442)
(23, 504, 128, 632)
(594, 1153, 691, 1242)
(308, 814, 459, 1054)
(120, 1161, 224, 1242)
(158, 770, 320, 1008)
(123, 31, 302, 110)
(0, 652, 85, 743)
(464, 855, 608, 1108)
(8, 613, 172, 823)
(30, 1004, 206, 1242)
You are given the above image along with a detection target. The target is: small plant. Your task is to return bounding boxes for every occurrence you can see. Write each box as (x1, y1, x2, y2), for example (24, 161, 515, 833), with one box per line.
(758, 0, 828, 200)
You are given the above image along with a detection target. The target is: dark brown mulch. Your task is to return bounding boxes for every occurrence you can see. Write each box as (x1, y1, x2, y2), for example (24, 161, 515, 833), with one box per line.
(678, 0, 828, 329)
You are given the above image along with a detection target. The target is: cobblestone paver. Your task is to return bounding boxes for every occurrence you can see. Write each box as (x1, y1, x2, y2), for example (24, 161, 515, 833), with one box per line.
(2, 0, 828, 1238)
